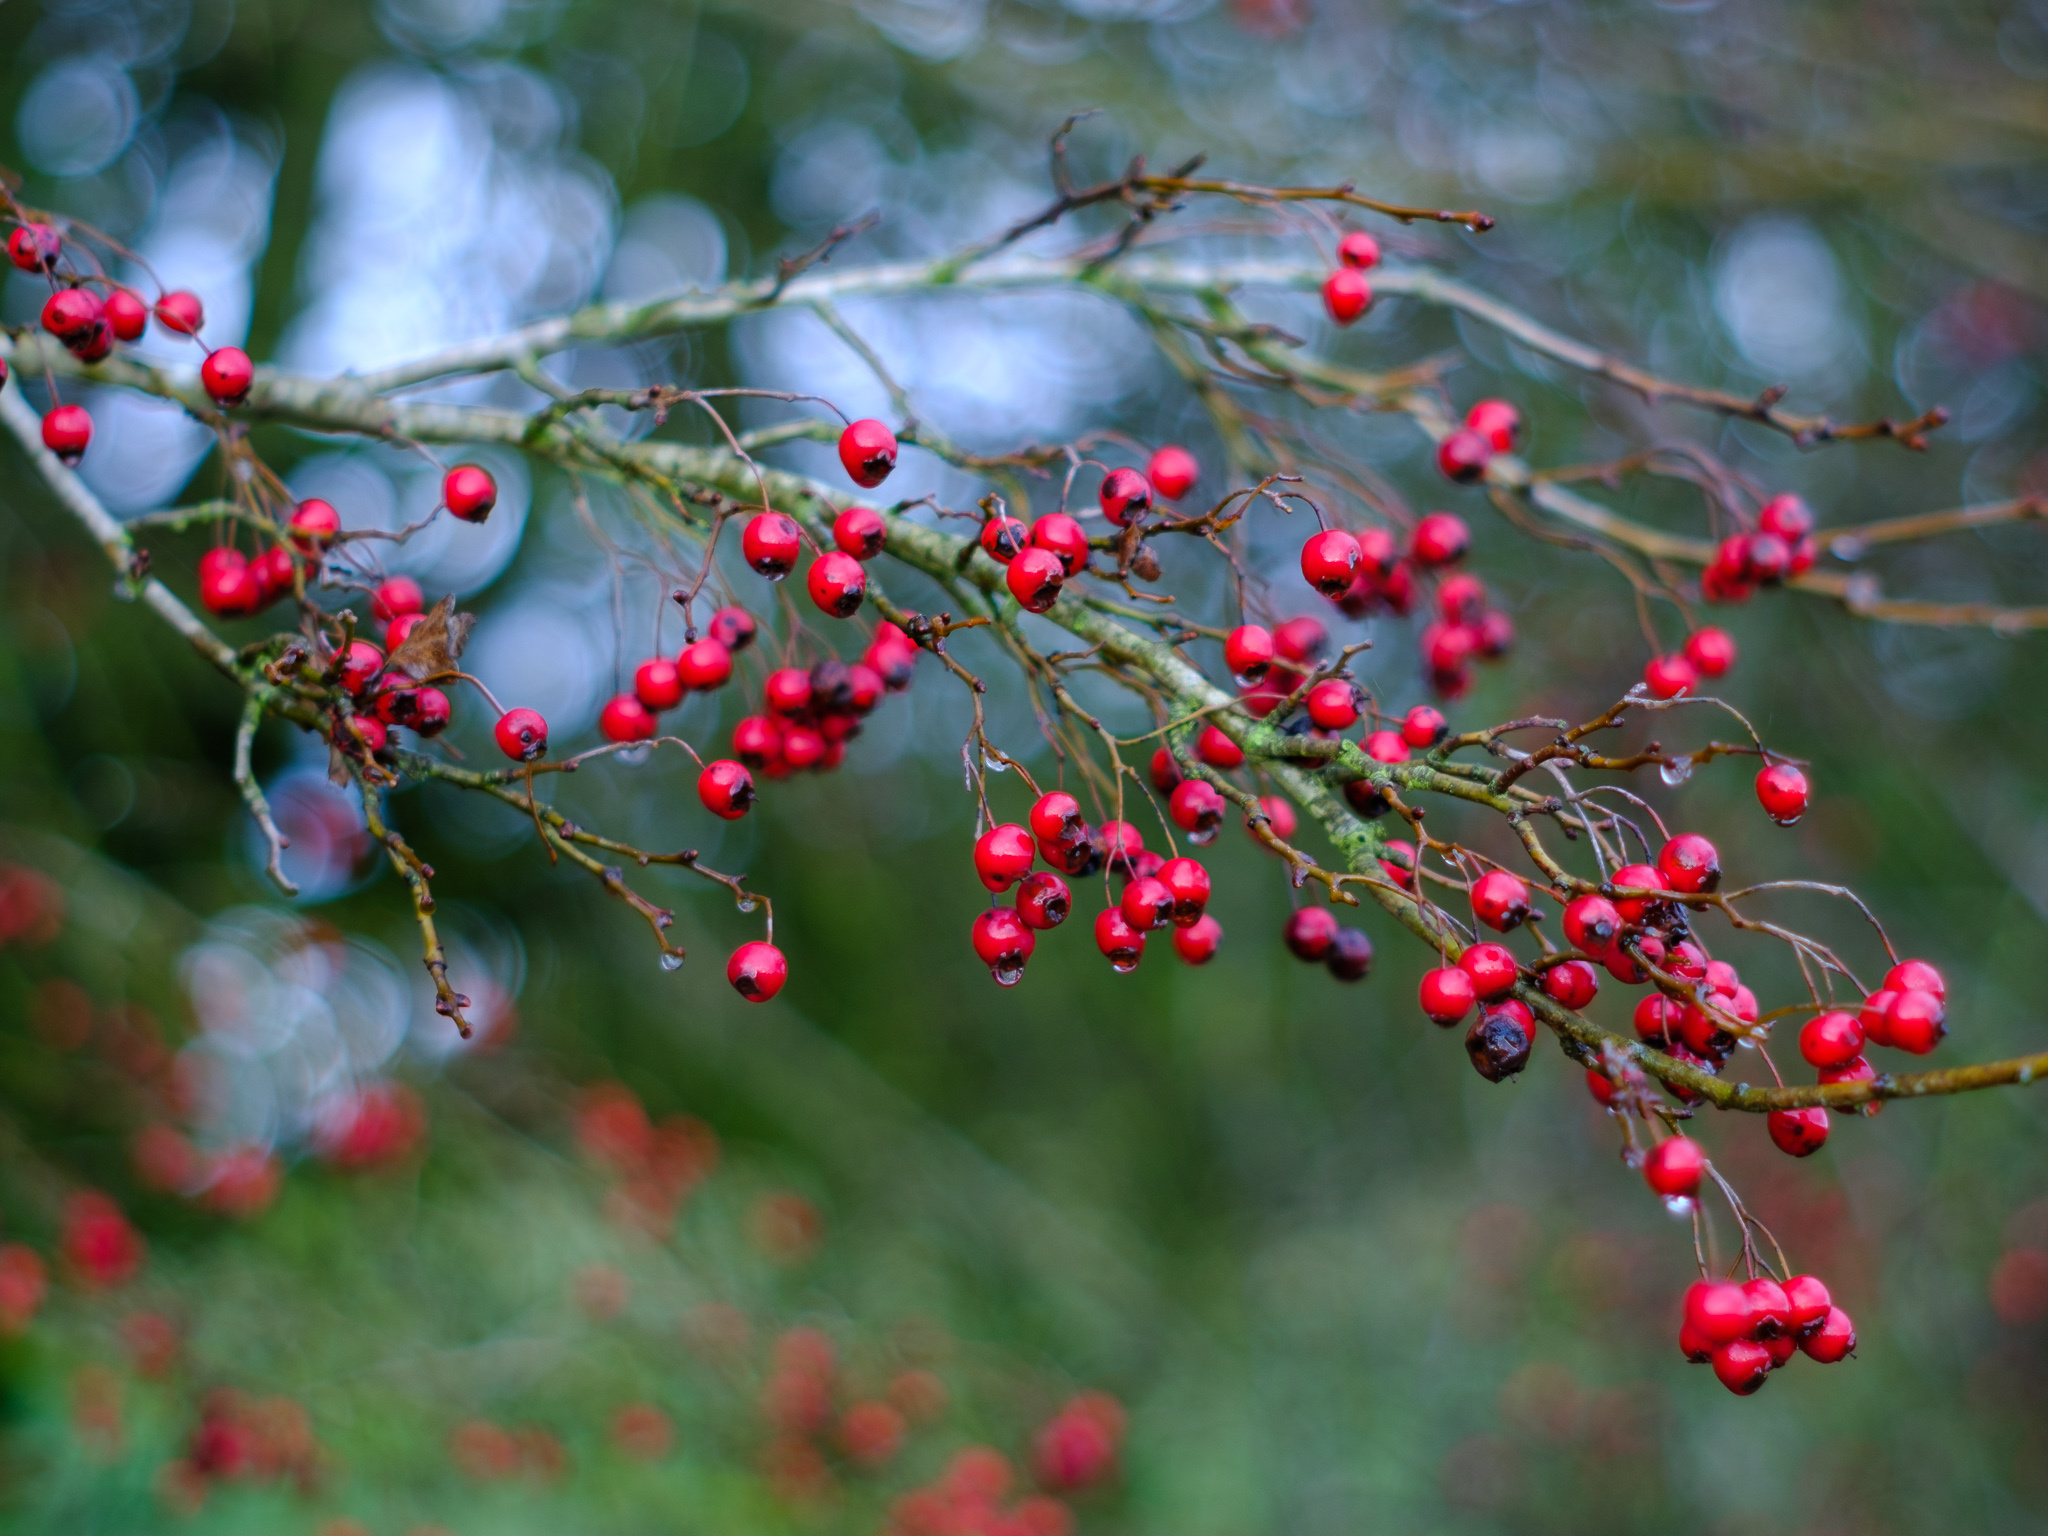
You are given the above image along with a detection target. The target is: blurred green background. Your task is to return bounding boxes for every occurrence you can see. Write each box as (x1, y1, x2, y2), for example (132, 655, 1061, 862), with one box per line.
(2, 0, 2047, 1532)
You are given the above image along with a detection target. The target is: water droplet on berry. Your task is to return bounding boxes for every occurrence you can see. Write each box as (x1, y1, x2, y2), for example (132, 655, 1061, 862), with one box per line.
(1189, 826, 1219, 847)
(737, 898, 757, 913)
(1659, 759, 1694, 787)
(1662, 1194, 1696, 1217)
(1770, 812, 1804, 827)
(616, 743, 653, 766)
(659, 951, 684, 972)
(982, 751, 1008, 773)
(992, 963, 1025, 986)
(1110, 956, 1141, 975)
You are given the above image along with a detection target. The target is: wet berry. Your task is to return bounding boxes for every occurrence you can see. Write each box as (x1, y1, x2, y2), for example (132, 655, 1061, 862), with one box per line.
(1174, 914, 1223, 965)
(1098, 467, 1152, 526)
(1436, 430, 1491, 484)
(154, 290, 204, 334)
(1471, 870, 1531, 931)
(807, 551, 867, 617)
(1029, 792, 1083, 843)
(1401, 705, 1447, 749)
(1300, 529, 1362, 597)
(1420, 965, 1477, 1025)
(980, 515, 1028, 563)
(1030, 513, 1090, 574)
(1007, 547, 1066, 612)
(1799, 1011, 1863, 1069)
(1147, 445, 1198, 500)
(495, 707, 548, 761)
(1224, 624, 1274, 683)
(1015, 871, 1070, 930)
(973, 824, 1036, 893)
(698, 760, 755, 820)
(1684, 627, 1737, 677)
(1657, 833, 1721, 894)
(1466, 1002, 1533, 1080)
(1283, 907, 1339, 962)
(727, 942, 787, 1002)
(832, 505, 886, 560)
(1459, 942, 1519, 1000)
(1756, 762, 1809, 824)
(1169, 779, 1225, 840)
(41, 404, 92, 465)
(1120, 876, 1175, 933)
(1326, 927, 1374, 981)
(1608, 863, 1669, 924)
(600, 693, 656, 743)
(635, 658, 684, 711)
(1562, 894, 1620, 955)
(41, 287, 102, 340)
(1643, 653, 1697, 699)
(838, 419, 898, 487)
(411, 688, 451, 736)
(1768, 1105, 1829, 1157)
(1197, 724, 1244, 770)
(1336, 230, 1381, 269)
(1157, 857, 1211, 926)
(971, 908, 1036, 985)
(1464, 399, 1521, 453)
(1644, 1135, 1706, 1198)
(675, 638, 733, 692)
(1306, 679, 1359, 730)
(1712, 1339, 1771, 1396)
(743, 512, 801, 580)
(1322, 267, 1371, 324)
(201, 346, 253, 406)
(1095, 908, 1146, 972)
(1758, 493, 1815, 543)
(443, 464, 497, 522)
(1543, 959, 1599, 1009)
(1799, 1307, 1856, 1363)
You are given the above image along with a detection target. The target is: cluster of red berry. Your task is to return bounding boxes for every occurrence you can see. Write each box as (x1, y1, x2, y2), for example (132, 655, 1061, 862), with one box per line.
(1642, 494, 1819, 698)
(1319, 229, 1382, 324)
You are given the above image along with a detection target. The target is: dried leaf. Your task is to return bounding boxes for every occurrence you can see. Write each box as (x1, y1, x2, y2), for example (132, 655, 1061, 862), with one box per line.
(386, 595, 475, 682)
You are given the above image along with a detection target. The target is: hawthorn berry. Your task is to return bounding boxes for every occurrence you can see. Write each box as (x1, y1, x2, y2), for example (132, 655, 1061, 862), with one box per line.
(1685, 1280, 1753, 1345)
(781, 725, 825, 770)
(1326, 927, 1374, 982)
(346, 715, 388, 754)
(727, 941, 788, 1002)
(1306, 678, 1359, 730)
(1272, 615, 1327, 667)
(703, 608, 754, 652)
(1885, 959, 1945, 1001)
(1322, 267, 1371, 324)
(1684, 627, 1737, 678)
(1588, 1070, 1620, 1110)
(1605, 935, 1664, 986)
(1758, 493, 1815, 542)
(1336, 230, 1381, 269)
(1642, 1135, 1705, 1199)
(1174, 914, 1223, 965)
(411, 688, 451, 736)
(1030, 513, 1090, 575)
(1755, 762, 1809, 825)
(1400, 705, 1447, 749)
(435, 463, 495, 523)
(1459, 942, 1519, 1000)
(1149, 747, 1182, 794)
(369, 672, 419, 726)
(1633, 995, 1684, 1042)
(1608, 862, 1669, 924)
(41, 404, 92, 465)
(1362, 729, 1409, 766)
(1465, 399, 1521, 453)
(1437, 571, 1486, 625)
(1256, 795, 1298, 842)
(743, 513, 802, 580)
(1007, 547, 1066, 612)
(1800, 1307, 1856, 1363)
(764, 668, 812, 717)
(807, 551, 867, 617)
(1470, 870, 1531, 931)
(865, 632, 918, 691)
(365, 576, 420, 626)
(1283, 906, 1340, 962)
(1026, 792, 1080, 844)
(1119, 872, 1176, 933)
(69, 322, 112, 362)
(153, 289, 204, 335)
(974, 824, 1037, 893)
(1147, 445, 1198, 500)
(1542, 959, 1599, 1009)
(1562, 894, 1621, 955)
(1643, 653, 1697, 699)
(1421, 621, 1478, 676)
(285, 499, 340, 552)
(634, 658, 684, 711)
(104, 287, 147, 341)
(1419, 965, 1477, 1025)
(1466, 1002, 1533, 1081)
(1197, 724, 1244, 770)
(7, 223, 60, 272)
(1157, 856, 1211, 926)
(1378, 839, 1416, 890)
(1476, 610, 1514, 658)
(1095, 908, 1146, 972)
(1224, 624, 1274, 683)
(1657, 833, 1721, 894)
(198, 548, 262, 617)
(1015, 871, 1071, 930)
(980, 515, 1028, 563)
(1436, 430, 1491, 484)
(1885, 989, 1946, 1054)
(676, 638, 733, 692)
(1818, 1056, 1875, 1093)
(1300, 529, 1363, 598)
(970, 907, 1037, 985)
(1799, 1010, 1864, 1070)
(837, 419, 898, 487)
(495, 707, 549, 761)
(251, 545, 295, 605)
(1768, 1106, 1830, 1157)
(41, 288, 102, 340)
(1169, 779, 1226, 841)
(1712, 1339, 1771, 1396)
(201, 346, 253, 406)
(600, 693, 656, 743)
(1099, 467, 1153, 526)
(733, 716, 782, 768)
(1783, 1275, 1832, 1334)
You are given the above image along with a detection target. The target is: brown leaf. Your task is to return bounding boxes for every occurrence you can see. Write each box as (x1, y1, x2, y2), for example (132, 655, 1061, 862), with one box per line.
(385, 595, 475, 682)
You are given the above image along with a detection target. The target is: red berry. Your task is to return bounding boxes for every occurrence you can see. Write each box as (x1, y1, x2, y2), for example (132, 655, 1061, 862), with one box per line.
(971, 907, 1037, 985)
(1015, 871, 1070, 930)
(1148, 746, 1182, 794)
(1436, 430, 1491, 484)
(1634, 995, 1683, 1043)
(708, 607, 756, 651)
(1476, 610, 1515, 659)
(1712, 1339, 1771, 1396)
(1322, 267, 1371, 324)
(1120, 876, 1175, 933)
(411, 688, 451, 736)
(201, 346, 253, 406)
(1643, 653, 1697, 699)
(1098, 467, 1152, 526)
(1588, 1069, 1619, 1110)
(1257, 795, 1298, 842)
(1362, 729, 1409, 765)
(837, 419, 898, 487)
(1324, 926, 1372, 982)
(1173, 914, 1223, 965)
(1608, 863, 1668, 924)
(1562, 894, 1620, 955)
(732, 716, 782, 769)
(1755, 762, 1809, 825)
(1007, 547, 1066, 612)
(198, 548, 262, 617)
(1758, 493, 1815, 542)
(634, 658, 684, 711)
(1396, 706, 1443, 749)
(807, 551, 867, 618)
(154, 289, 204, 335)
(1169, 779, 1226, 840)
(1437, 571, 1486, 624)
(1419, 965, 1477, 1026)
(1336, 230, 1381, 269)
(1464, 399, 1520, 453)
(1744, 532, 1791, 583)
(1642, 1136, 1705, 1198)
(41, 404, 92, 465)
(979, 515, 1028, 564)
(865, 636, 917, 690)
(251, 545, 295, 605)
(345, 715, 388, 754)
(600, 693, 656, 743)
(1272, 617, 1326, 666)
(822, 503, 884, 559)
(973, 824, 1036, 893)
(1196, 724, 1244, 770)
(1223, 625, 1273, 683)
(676, 638, 733, 692)
(1470, 870, 1531, 931)
(1023, 795, 1081, 847)
(1799, 1306, 1855, 1363)
(1283, 907, 1340, 962)
(698, 760, 755, 820)
(7, 223, 61, 272)
(441, 464, 496, 522)
(1685, 1280, 1753, 1345)
(1684, 627, 1738, 677)
(41, 287, 102, 339)
(1783, 1275, 1831, 1333)
(727, 941, 787, 1002)
(1768, 1105, 1829, 1157)
(1799, 1011, 1864, 1070)
(495, 707, 548, 761)
(1094, 908, 1146, 972)
(1146, 445, 1198, 500)
(1884, 959, 1945, 1001)
(1157, 857, 1211, 926)
(1376, 840, 1415, 890)
(105, 288, 147, 341)
(1030, 513, 1090, 575)
(1459, 942, 1519, 1000)
(742, 512, 801, 580)
(1543, 959, 1599, 1009)
(1306, 678, 1359, 730)
(289, 499, 341, 550)
(1817, 1055, 1876, 1093)
(1421, 621, 1478, 675)
(370, 576, 422, 623)
(1885, 989, 1946, 1054)
(1300, 529, 1363, 597)
(1657, 833, 1721, 895)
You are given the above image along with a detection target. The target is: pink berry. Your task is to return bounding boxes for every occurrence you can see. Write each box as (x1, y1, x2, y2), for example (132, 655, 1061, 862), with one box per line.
(1758, 493, 1815, 543)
